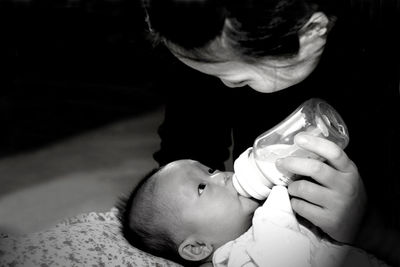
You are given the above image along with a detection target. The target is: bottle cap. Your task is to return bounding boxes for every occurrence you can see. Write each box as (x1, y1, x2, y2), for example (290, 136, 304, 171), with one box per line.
(232, 148, 273, 200)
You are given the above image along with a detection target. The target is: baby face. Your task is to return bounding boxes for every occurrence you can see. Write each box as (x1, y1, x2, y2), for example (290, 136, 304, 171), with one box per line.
(155, 160, 259, 248)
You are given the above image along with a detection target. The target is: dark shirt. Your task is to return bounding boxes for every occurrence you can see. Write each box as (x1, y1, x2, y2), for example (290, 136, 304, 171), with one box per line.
(153, 0, 400, 228)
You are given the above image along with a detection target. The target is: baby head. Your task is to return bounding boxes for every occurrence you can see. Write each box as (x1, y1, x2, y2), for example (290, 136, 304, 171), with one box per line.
(117, 159, 259, 266)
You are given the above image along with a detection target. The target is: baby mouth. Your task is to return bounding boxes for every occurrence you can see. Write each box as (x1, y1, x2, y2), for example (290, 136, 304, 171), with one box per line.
(239, 192, 264, 206)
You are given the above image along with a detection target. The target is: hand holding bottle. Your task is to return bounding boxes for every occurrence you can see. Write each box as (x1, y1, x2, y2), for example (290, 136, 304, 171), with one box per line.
(232, 98, 367, 243)
(233, 98, 351, 200)
(279, 133, 367, 243)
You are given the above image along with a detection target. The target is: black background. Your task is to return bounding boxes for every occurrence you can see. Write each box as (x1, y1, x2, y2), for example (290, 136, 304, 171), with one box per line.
(0, 0, 164, 158)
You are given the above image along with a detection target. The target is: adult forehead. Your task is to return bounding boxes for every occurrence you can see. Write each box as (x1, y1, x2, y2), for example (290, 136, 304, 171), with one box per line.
(166, 34, 234, 63)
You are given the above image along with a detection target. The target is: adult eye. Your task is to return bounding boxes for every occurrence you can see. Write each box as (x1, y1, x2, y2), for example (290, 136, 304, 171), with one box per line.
(198, 183, 207, 195)
(231, 80, 249, 86)
(208, 168, 216, 174)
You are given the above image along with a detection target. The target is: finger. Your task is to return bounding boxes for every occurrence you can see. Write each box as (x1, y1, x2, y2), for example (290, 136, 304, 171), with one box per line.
(279, 156, 338, 188)
(294, 133, 355, 172)
(288, 180, 331, 207)
(290, 197, 325, 228)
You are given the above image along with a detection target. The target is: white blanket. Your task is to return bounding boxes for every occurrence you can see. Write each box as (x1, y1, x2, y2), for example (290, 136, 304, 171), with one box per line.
(213, 186, 391, 267)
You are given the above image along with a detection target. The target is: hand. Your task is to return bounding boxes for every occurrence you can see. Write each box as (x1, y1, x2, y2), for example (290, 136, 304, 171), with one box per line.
(278, 133, 367, 243)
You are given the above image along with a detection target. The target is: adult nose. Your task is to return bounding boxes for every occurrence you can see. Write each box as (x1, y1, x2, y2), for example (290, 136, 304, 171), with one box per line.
(221, 79, 248, 88)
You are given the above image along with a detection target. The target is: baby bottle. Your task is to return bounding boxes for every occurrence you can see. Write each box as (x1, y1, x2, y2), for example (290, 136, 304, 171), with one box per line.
(232, 98, 349, 200)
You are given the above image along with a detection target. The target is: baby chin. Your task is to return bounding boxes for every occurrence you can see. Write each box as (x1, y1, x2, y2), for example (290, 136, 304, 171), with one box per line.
(239, 194, 261, 215)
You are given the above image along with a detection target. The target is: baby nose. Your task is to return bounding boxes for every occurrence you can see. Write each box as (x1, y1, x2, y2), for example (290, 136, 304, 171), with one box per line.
(211, 172, 231, 186)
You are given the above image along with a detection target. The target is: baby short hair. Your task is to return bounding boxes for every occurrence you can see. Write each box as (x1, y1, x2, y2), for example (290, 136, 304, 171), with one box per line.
(116, 167, 198, 267)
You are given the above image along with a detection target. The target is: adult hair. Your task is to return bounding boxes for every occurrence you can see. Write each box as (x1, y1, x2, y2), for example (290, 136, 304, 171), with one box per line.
(116, 167, 198, 267)
(142, 0, 338, 63)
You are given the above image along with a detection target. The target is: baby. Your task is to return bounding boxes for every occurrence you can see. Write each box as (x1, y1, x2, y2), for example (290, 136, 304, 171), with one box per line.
(117, 159, 390, 267)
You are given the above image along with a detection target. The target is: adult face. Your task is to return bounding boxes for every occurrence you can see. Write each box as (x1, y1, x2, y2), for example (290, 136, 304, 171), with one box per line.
(172, 12, 329, 93)
(176, 54, 323, 93)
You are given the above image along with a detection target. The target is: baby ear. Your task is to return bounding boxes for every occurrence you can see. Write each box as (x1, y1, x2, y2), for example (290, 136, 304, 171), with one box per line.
(178, 237, 213, 262)
(300, 12, 330, 40)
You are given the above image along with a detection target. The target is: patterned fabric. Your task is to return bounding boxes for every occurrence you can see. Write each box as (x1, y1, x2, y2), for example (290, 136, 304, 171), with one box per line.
(0, 208, 182, 267)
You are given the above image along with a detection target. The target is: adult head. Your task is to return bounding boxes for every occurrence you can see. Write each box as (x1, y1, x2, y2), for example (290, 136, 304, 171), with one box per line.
(143, 0, 337, 92)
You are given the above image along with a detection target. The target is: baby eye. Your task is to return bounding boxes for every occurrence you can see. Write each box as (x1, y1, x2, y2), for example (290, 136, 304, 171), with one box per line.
(198, 183, 207, 195)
